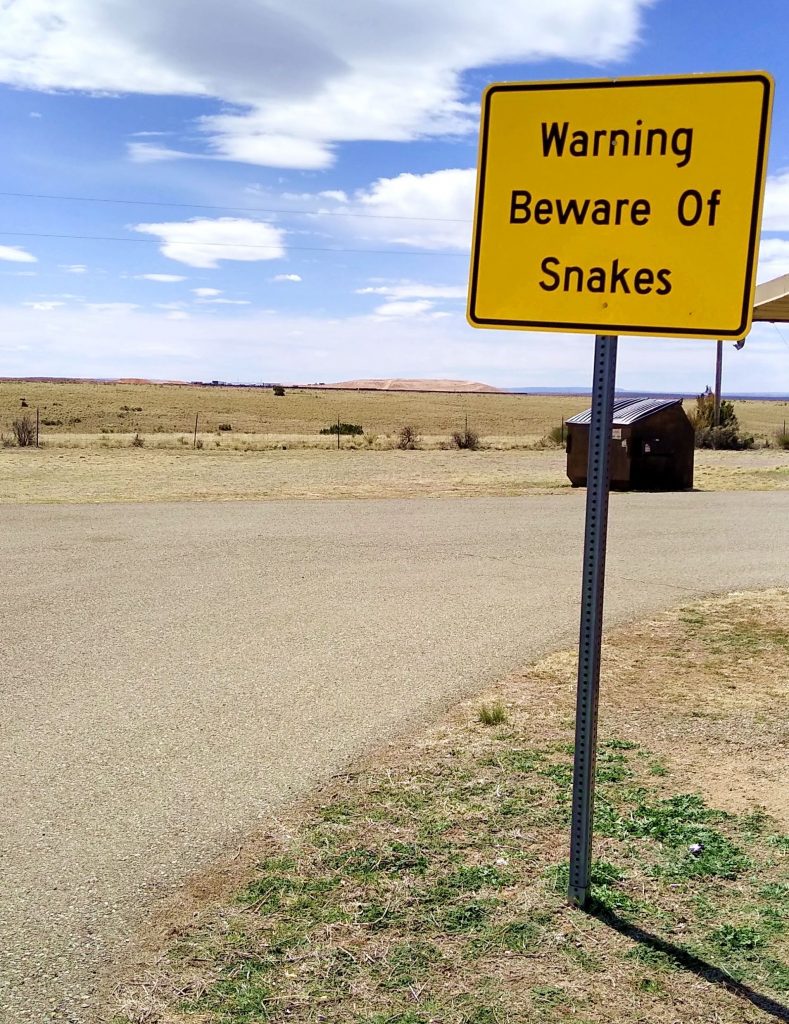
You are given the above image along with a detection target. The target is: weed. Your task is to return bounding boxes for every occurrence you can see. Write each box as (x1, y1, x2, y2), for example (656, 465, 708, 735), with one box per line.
(709, 924, 766, 953)
(531, 985, 568, 1006)
(602, 738, 639, 751)
(217, 423, 232, 431)
(195, 438, 204, 449)
(478, 702, 507, 726)
(773, 428, 789, 450)
(130, 433, 145, 447)
(648, 759, 669, 776)
(440, 899, 498, 932)
(625, 945, 678, 971)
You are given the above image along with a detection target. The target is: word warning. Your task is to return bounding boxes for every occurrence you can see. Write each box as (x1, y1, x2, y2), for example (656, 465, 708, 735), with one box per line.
(467, 72, 773, 339)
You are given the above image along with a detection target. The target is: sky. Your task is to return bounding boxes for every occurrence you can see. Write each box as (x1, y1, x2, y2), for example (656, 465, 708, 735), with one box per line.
(1, 0, 789, 392)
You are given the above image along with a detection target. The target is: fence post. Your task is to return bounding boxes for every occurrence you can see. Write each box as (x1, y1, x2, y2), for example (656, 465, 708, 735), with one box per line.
(36, 407, 39, 448)
(337, 414, 341, 450)
(193, 412, 199, 449)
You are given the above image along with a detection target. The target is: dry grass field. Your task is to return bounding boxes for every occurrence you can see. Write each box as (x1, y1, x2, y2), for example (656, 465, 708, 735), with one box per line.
(1, 381, 587, 442)
(1, 447, 788, 503)
(2, 382, 788, 502)
(116, 589, 788, 1024)
(2, 381, 788, 446)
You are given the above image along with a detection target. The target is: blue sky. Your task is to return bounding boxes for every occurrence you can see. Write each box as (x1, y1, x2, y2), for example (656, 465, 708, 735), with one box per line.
(1, 0, 788, 391)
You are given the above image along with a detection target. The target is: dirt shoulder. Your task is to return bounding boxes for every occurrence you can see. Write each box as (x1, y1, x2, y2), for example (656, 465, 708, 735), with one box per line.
(114, 589, 788, 1024)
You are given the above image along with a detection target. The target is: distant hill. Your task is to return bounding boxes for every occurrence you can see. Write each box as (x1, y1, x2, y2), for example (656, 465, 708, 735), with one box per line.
(318, 378, 503, 393)
(509, 387, 789, 400)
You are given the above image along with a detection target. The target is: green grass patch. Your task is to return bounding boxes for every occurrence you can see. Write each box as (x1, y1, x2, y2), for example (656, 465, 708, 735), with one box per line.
(126, 726, 787, 1024)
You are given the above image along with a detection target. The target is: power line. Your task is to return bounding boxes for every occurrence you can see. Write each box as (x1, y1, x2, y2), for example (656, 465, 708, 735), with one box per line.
(0, 229, 465, 258)
(772, 321, 789, 352)
(0, 189, 471, 224)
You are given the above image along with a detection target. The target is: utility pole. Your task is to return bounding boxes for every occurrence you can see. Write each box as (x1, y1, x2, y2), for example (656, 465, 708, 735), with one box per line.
(713, 340, 723, 427)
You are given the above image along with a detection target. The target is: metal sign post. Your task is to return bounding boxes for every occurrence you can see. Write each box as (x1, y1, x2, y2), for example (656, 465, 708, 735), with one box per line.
(568, 334, 618, 908)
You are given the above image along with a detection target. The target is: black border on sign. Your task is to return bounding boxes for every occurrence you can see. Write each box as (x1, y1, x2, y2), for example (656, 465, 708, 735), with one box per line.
(467, 74, 773, 338)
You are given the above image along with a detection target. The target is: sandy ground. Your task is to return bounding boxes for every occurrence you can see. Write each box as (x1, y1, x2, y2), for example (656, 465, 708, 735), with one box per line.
(0, 447, 787, 503)
(2, 492, 789, 1022)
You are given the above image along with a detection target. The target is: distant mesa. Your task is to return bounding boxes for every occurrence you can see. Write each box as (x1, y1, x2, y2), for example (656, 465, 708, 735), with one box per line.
(320, 378, 502, 393)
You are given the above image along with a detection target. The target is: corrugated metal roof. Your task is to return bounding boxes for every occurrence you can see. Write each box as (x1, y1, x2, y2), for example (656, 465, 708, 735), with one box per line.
(566, 397, 682, 426)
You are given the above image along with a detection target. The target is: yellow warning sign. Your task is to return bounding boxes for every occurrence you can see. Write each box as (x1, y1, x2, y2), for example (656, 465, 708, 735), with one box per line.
(467, 72, 773, 339)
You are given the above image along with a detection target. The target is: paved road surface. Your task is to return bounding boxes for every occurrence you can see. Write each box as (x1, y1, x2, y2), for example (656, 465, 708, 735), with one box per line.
(2, 493, 788, 1022)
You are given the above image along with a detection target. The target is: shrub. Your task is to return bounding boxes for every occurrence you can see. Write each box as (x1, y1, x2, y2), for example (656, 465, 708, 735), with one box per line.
(396, 425, 421, 450)
(695, 425, 754, 450)
(774, 428, 789, 451)
(195, 438, 204, 450)
(273, 385, 286, 397)
(41, 418, 63, 427)
(319, 422, 364, 436)
(690, 387, 753, 449)
(218, 423, 232, 431)
(131, 433, 145, 447)
(20, 398, 28, 407)
(12, 415, 35, 446)
(363, 433, 378, 448)
(450, 426, 481, 450)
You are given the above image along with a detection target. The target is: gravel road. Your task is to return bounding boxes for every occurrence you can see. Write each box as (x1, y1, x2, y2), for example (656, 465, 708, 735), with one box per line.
(2, 492, 788, 1022)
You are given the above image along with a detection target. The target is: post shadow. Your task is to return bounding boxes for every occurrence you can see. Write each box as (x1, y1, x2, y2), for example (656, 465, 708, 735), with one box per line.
(585, 902, 789, 1023)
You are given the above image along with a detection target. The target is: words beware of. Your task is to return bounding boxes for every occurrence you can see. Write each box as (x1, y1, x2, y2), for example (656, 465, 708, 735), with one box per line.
(508, 120, 722, 296)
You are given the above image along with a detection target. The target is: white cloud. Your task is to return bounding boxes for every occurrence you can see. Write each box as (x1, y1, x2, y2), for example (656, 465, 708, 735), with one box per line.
(24, 300, 64, 310)
(192, 287, 222, 297)
(196, 297, 251, 305)
(273, 273, 302, 282)
(763, 170, 789, 231)
(85, 302, 140, 313)
(136, 273, 187, 282)
(302, 169, 475, 251)
(133, 217, 286, 268)
(358, 282, 466, 300)
(127, 141, 198, 163)
(374, 299, 435, 317)
(0, 244, 37, 263)
(166, 310, 190, 320)
(29, 110, 42, 118)
(757, 238, 789, 283)
(0, 0, 650, 168)
(60, 263, 88, 274)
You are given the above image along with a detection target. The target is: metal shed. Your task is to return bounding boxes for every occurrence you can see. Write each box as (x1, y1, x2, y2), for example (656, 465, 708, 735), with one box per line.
(566, 397, 694, 490)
